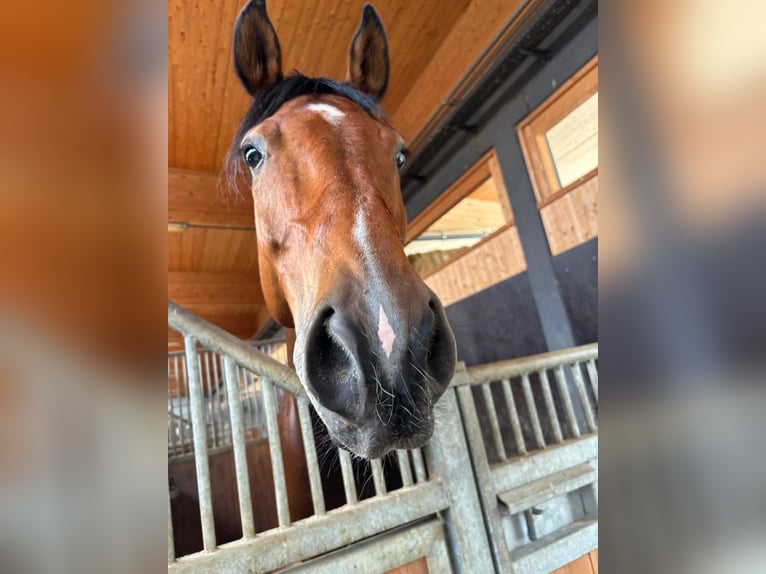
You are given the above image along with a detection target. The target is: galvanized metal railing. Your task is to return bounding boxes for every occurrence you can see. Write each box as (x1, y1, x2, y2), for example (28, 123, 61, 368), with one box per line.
(167, 300, 493, 573)
(168, 344, 286, 458)
(453, 343, 599, 574)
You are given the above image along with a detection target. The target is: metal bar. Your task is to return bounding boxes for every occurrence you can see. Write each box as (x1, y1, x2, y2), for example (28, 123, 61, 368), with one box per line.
(501, 378, 527, 455)
(460, 343, 598, 386)
(491, 435, 599, 493)
(245, 369, 255, 438)
(173, 356, 184, 451)
(181, 356, 191, 453)
(211, 353, 227, 443)
(554, 365, 581, 438)
(539, 369, 564, 443)
(586, 358, 599, 398)
(168, 358, 176, 452)
(168, 301, 302, 395)
(183, 335, 217, 551)
(223, 357, 255, 539)
(168, 489, 175, 563)
(167, 481, 448, 574)
(571, 363, 597, 432)
(521, 372, 546, 449)
(481, 383, 507, 461)
(396, 450, 413, 487)
(338, 449, 358, 504)
(455, 385, 514, 572)
(411, 448, 427, 483)
(261, 379, 291, 527)
(277, 518, 447, 574)
(203, 352, 217, 448)
(370, 459, 387, 496)
(297, 396, 325, 516)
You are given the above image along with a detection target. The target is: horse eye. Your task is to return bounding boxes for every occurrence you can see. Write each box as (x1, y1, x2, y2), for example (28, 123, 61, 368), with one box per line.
(395, 151, 406, 169)
(243, 146, 264, 170)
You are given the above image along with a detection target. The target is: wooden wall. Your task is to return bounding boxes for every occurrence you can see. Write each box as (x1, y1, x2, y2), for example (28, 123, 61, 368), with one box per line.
(552, 550, 599, 574)
(424, 223, 526, 307)
(541, 172, 599, 256)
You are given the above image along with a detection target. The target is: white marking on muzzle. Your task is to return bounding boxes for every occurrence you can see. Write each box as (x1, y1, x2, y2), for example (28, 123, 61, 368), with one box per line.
(306, 102, 345, 125)
(378, 305, 396, 358)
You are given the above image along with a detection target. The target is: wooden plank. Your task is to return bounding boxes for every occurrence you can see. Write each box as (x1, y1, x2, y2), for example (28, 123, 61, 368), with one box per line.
(424, 223, 526, 306)
(168, 226, 260, 274)
(540, 174, 598, 256)
(169, 168, 254, 228)
(168, 271, 264, 306)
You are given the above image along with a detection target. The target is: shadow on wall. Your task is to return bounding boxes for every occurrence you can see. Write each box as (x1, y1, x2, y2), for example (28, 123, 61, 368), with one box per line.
(446, 238, 598, 365)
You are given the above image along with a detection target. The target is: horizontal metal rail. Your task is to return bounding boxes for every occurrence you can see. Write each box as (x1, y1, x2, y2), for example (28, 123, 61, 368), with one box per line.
(168, 480, 448, 574)
(168, 300, 302, 396)
(458, 342, 598, 387)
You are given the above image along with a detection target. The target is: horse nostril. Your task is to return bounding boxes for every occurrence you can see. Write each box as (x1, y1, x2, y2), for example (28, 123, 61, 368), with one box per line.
(303, 307, 365, 420)
(421, 296, 456, 388)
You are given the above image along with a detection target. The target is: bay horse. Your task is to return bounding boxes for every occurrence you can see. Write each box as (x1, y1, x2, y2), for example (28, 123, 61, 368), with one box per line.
(228, 0, 457, 460)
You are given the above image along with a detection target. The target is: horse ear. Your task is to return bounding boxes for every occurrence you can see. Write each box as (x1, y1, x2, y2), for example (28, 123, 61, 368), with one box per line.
(233, 0, 283, 96)
(347, 4, 389, 100)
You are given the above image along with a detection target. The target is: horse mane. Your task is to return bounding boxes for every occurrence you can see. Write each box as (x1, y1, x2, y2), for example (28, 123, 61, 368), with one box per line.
(222, 72, 387, 195)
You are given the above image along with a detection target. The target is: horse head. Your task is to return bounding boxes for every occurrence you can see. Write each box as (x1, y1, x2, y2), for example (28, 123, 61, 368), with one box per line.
(228, 0, 456, 458)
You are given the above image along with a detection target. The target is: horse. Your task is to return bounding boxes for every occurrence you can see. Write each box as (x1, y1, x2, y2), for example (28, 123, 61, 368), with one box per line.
(226, 0, 457, 460)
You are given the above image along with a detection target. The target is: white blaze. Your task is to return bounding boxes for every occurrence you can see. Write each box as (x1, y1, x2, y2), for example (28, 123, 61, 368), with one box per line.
(305, 102, 345, 125)
(378, 305, 395, 358)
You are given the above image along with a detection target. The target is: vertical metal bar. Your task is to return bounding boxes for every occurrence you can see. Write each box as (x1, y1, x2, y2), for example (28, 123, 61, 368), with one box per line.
(453, 385, 513, 571)
(212, 353, 227, 444)
(181, 355, 192, 453)
(168, 489, 175, 562)
(370, 459, 387, 496)
(247, 371, 258, 439)
(521, 373, 546, 449)
(481, 383, 507, 461)
(223, 357, 255, 539)
(183, 335, 217, 550)
(261, 379, 291, 527)
(396, 450, 413, 487)
(539, 369, 564, 443)
(168, 357, 176, 453)
(586, 358, 599, 398)
(571, 363, 598, 432)
(500, 378, 527, 455)
(173, 356, 184, 451)
(241, 367, 252, 437)
(296, 396, 326, 516)
(411, 448, 427, 483)
(554, 365, 581, 438)
(203, 352, 217, 449)
(338, 449, 358, 504)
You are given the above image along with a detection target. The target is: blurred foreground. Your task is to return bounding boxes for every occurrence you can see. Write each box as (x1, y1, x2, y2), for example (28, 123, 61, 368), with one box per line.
(0, 0, 764, 572)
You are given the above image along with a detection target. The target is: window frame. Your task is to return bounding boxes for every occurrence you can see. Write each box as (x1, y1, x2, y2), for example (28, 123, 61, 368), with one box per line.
(517, 55, 599, 207)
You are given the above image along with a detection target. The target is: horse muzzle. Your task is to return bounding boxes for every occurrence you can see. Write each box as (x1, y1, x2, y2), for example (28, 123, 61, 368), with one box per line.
(295, 286, 457, 458)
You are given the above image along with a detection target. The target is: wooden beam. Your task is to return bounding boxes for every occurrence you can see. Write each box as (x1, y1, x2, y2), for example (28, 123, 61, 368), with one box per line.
(169, 167, 254, 228)
(392, 0, 530, 144)
(168, 271, 264, 307)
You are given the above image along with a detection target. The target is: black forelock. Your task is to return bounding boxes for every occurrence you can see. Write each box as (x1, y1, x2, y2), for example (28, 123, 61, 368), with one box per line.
(233, 72, 384, 146)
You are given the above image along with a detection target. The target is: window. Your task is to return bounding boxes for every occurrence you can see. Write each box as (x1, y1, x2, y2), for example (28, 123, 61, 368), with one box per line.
(517, 56, 598, 255)
(406, 150, 526, 306)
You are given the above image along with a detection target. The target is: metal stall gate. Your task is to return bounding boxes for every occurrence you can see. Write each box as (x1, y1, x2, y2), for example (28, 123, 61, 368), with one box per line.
(168, 301, 597, 573)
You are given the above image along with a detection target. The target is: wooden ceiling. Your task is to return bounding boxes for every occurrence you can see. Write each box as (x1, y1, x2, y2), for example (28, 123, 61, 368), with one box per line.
(168, 0, 527, 348)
